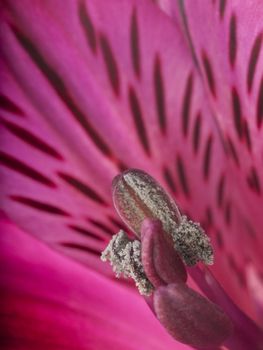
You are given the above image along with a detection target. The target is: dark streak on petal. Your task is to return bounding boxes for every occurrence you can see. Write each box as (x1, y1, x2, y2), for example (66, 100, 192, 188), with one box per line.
(203, 134, 213, 181)
(108, 215, 127, 231)
(205, 207, 214, 229)
(0, 151, 56, 187)
(10, 195, 71, 216)
(216, 230, 224, 250)
(0, 94, 24, 116)
(243, 119, 252, 152)
(256, 76, 263, 129)
(227, 254, 236, 272)
(154, 54, 167, 134)
(226, 137, 240, 167)
(229, 14, 237, 68)
(78, 0, 97, 53)
(246, 167, 261, 195)
(59, 242, 100, 256)
(182, 72, 194, 137)
(11, 26, 112, 157)
(130, 8, 141, 79)
(219, 0, 227, 20)
(243, 219, 256, 238)
(67, 224, 105, 242)
(116, 161, 128, 172)
(220, 132, 229, 155)
(216, 173, 225, 208)
(176, 155, 190, 198)
(1, 118, 64, 160)
(192, 112, 202, 154)
(163, 166, 177, 193)
(58, 172, 108, 206)
(247, 33, 262, 93)
(99, 33, 120, 97)
(89, 219, 113, 236)
(231, 87, 243, 139)
(202, 50, 217, 98)
(128, 86, 150, 155)
(224, 200, 232, 226)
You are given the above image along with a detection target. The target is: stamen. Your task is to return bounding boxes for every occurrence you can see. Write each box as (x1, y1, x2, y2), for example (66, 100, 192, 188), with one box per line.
(172, 215, 214, 266)
(102, 170, 231, 347)
(112, 169, 181, 238)
(101, 230, 153, 295)
(112, 169, 214, 266)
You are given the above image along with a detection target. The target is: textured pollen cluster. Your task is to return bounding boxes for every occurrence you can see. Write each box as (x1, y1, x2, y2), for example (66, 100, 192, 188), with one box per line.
(101, 213, 214, 295)
(112, 169, 214, 267)
(172, 215, 214, 266)
(101, 170, 233, 347)
(102, 169, 215, 295)
(101, 230, 153, 296)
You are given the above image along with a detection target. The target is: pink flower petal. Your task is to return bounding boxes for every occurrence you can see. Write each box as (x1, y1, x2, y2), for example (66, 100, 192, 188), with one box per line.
(0, 217, 189, 350)
(0, 0, 218, 274)
(179, 3, 263, 252)
(0, 0, 262, 324)
(154, 0, 263, 324)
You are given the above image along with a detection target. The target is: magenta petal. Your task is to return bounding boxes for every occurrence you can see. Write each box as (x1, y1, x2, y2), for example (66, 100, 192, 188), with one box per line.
(153, 283, 233, 348)
(0, 217, 189, 350)
(141, 218, 187, 287)
(181, 0, 263, 322)
(1, 0, 227, 286)
(0, 0, 205, 273)
(1, 0, 262, 324)
(154, 0, 263, 322)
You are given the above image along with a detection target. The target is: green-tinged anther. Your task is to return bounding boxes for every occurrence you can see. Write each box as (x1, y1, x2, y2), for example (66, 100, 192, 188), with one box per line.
(112, 169, 214, 266)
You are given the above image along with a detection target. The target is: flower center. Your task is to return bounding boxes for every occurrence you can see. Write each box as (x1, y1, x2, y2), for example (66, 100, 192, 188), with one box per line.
(101, 169, 213, 294)
(101, 169, 233, 348)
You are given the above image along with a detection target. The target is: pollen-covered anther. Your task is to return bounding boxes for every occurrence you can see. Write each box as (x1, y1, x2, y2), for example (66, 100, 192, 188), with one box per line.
(112, 169, 214, 267)
(112, 169, 181, 238)
(172, 215, 214, 266)
(101, 230, 153, 296)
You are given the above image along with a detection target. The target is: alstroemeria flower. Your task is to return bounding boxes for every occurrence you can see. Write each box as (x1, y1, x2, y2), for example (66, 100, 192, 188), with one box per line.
(0, 0, 263, 349)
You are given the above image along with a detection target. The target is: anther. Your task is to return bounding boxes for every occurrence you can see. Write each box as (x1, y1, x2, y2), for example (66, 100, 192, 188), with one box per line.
(112, 169, 213, 266)
(101, 230, 153, 295)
